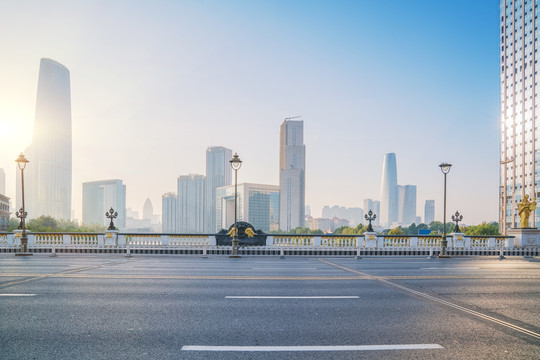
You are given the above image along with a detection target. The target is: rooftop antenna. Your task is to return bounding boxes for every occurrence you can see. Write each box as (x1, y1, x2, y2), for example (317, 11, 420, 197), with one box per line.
(284, 116, 302, 121)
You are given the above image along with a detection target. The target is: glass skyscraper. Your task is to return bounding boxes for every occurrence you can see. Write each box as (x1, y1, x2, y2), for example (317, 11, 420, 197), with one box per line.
(17, 58, 72, 220)
(82, 179, 126, 229)
(279, 119, 306, 231)
(500, 0, 540, 232)
(205, 146, 232, 233)
(177, 174, 206, 233)
(216, 183, 279, 232)
(424, 200, 435, 225)
(379, 153, 398, 227)
(162, 192, 177, 233)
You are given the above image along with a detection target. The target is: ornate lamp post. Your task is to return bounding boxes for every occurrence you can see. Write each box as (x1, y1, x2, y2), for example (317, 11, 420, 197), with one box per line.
(15, 153, 31, 256)
(229, 153, 242, 257)
(106, 208, 118, 230)
(439, 162, 452, 258)
(452, 211, 463, 233)
(365, 210, 376, 233)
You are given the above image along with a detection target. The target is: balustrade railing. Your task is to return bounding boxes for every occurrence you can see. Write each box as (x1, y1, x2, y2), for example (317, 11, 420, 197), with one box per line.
(0, 231, 535, 256)
(273, 236, 314, 246)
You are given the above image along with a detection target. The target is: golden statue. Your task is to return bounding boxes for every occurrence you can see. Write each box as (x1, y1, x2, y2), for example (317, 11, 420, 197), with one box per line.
(518, 194, 537, 228)
(245, 228, 256, 238)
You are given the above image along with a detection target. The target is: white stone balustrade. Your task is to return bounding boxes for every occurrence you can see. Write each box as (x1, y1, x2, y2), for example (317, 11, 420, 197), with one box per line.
(0, 232, 532, 253)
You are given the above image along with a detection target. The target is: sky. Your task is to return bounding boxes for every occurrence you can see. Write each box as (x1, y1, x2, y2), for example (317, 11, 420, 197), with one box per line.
(0, 0, 500, 225)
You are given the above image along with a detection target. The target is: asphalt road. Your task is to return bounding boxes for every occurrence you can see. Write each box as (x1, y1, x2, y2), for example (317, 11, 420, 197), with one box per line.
(0, 254, 539, 359)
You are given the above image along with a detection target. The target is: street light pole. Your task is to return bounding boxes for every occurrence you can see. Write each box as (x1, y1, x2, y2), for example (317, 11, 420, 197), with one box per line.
(229, 153, 242, 257)
(15, 153, 31, 256)
(439, 162, 452, 258)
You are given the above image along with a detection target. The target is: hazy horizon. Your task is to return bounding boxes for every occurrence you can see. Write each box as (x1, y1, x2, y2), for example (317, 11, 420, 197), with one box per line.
(0, 0, 499, 225)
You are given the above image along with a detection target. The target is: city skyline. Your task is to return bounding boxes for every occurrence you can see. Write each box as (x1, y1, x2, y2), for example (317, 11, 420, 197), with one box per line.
(0, 1, 499, 225)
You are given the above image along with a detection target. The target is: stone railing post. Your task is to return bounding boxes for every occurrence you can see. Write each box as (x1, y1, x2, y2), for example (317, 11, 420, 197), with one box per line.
(97, 234, 104, 246)
(117, 233, 126, 247)
(450, 233, 465, 248)
(63, 234, 70, 245)
(364, 232, 377, 248)
(162, 235, 169, 246)
(104, 230, 120, 247)
(464, 236, 471, 249)
(313, 236, 321, 247)
(488, 237, 496, 249)
(410, 237, 418, 247)
(27, 232, 34, 246)
(209, 236, 217, 246)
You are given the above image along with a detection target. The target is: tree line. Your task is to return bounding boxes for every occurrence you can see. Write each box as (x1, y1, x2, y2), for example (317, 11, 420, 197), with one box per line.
(7, 216, 106, 233)
(272, 221, 500, 236)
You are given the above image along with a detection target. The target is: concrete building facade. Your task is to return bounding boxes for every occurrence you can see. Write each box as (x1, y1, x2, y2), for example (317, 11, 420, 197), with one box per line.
(82, 179, 126, 229)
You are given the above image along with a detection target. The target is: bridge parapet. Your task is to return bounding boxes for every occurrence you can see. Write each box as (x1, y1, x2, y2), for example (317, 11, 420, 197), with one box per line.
(0, 232, 528, 255)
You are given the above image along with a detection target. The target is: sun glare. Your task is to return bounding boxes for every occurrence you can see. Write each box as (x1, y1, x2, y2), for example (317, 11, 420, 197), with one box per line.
(0, 110, 33, 150)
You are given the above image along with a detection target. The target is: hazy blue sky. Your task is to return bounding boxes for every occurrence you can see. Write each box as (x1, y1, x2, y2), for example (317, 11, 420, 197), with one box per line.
(0, 0, 500, 224)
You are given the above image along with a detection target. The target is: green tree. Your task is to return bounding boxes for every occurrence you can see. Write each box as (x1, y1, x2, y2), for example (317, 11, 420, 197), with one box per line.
(354, 223, 366, 234)
(8, 218, 20, 231)
(388, 227, 404, 235)
(10, 215, 106, 233)
(464, 222, 500, 236)
(27, 216, 58, 232)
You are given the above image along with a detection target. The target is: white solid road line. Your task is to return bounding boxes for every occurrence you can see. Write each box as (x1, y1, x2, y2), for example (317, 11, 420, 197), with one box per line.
(0, 294, 36, 297)
(225, 296, 359, 299)
(181, 344, 444, 352)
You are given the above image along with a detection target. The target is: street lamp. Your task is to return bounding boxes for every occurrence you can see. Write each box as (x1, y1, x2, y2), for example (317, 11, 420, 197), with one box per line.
(364, 210, 376, 233)
(452, 211, 463, 233)
(439, 162, 452, 258)
(229, 153, 242, 257)
(15, 153, 32, 256)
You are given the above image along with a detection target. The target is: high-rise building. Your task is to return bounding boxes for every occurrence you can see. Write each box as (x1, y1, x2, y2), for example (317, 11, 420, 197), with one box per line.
(0, 194, 9, 231)
(363, 198, 380, 226)
(216, 183, 279, 232)
(500, 1, 539, 232)
(0, 168, 5, 195)
(82, 179, 126, 229)
(177, 174, 206, 233)
(143, 198, 153, 220)
(279, 119, 306, 231)
(205, 146, 232, 233)
(398, 185, 417, 226)
(17, 58, 72, 220)
(424, 200, 435, 225)
(322, 205, 364, 227)
(379, 153, 398, 227)
(162, 192, 177, 233)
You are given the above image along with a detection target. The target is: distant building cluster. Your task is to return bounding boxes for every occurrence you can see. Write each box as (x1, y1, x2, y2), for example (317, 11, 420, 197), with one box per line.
(306, 153, 436, 233)
(379, 153, 425, 228)
(160, 119, 305, 234)
(6, 58, 443, 234)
